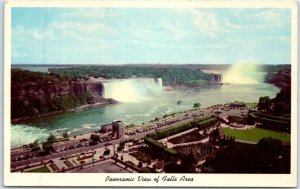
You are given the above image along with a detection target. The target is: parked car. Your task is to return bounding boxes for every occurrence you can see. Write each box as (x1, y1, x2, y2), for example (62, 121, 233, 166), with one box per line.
(17, 156, 23, 161)
(105, 143, 112, 146)
(12, 157, 18, 162)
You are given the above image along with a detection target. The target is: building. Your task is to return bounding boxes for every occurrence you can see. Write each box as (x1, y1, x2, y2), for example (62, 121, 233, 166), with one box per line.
(229, 102, 246, 108)
(100, 124, 112, 133)
(112, 120, 124, 139)
(220, 116, 230, 124)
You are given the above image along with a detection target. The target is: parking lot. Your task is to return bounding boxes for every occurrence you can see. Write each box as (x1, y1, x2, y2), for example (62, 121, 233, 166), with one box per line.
(11, 103, 248, 170)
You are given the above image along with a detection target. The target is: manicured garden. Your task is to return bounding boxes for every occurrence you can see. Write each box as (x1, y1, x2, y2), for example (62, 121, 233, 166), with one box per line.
(220, 127, 290, 143)
(144, 137, 177, 155)
(49, 163, 60, 172)
(64, 160, 73, 168)
(26, 167, 51, 173)
(169, 129, 206, 144)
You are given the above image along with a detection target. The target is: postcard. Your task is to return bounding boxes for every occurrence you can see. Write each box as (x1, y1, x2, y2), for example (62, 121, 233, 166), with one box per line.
(3, 0, 298, 187)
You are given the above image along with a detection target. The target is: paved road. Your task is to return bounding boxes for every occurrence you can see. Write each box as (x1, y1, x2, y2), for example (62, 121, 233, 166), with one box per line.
(11, 106, 246, 168)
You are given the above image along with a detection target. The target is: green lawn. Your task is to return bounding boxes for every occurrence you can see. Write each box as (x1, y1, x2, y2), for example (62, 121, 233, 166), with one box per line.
(26, 167, 51, 173)
(220, 127, 290, 143)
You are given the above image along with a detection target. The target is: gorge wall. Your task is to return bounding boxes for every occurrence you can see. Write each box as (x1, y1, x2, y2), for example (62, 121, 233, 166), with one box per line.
(11, 81, 110, 121)
(12, 81, 104, 100)
(11, 78, 164, 121)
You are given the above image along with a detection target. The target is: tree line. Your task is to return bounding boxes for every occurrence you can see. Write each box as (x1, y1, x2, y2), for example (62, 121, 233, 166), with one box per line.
(49, 66, 211, 86)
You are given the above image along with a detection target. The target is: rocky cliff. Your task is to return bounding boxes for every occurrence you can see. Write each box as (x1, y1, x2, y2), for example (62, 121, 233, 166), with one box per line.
(11, 81, 112, 121)
(12, 81, 104, 101)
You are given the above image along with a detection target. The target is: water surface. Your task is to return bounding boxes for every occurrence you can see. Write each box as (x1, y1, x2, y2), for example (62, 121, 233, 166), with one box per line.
(11, 83, 280, 147)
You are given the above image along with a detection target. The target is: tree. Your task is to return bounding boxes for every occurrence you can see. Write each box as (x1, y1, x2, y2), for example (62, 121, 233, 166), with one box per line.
(272, 102, 287, 116)
(90, 134, 100, 143)
(62, 131, 69, 139)
(258, 137, 282, 156)
(182, 153, 196, 172)
(33, 139, 39, 146)
(117, 144, 125, 152)
(193, 103, 201, 109)
(29, 107, 39, 116)
(42, 141, 53, 154)
(257, 96, 271, 112)
(103, 149, 110, 156)
(47, 133, 58, 143)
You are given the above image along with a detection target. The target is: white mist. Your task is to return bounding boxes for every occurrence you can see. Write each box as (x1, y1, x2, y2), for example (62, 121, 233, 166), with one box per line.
(223, 63, 265, 84)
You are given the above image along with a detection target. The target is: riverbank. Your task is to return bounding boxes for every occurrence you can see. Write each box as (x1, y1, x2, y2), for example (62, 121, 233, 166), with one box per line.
(11, 100, 116, 124)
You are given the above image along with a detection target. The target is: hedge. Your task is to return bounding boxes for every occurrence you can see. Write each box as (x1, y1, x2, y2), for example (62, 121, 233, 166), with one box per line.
(149, 116, 216, 140)
(254, 113, 290, 122)
(156, 123, 193, 139)
(248, 112, 290, 133)
(144, 137, 177, 155)
(196, 117, 218, 130)
(249, 112, 290, 123)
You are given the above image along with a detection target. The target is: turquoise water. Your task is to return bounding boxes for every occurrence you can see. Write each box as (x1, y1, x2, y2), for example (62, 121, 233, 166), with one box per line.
(11, 83, 280, 147)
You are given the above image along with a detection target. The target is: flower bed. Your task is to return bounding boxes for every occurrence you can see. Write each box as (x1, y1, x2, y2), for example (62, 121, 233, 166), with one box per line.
(72, 159, 79, 166)
(169, 129, 207, 144)
(63, 160, 73, 168)
(130, 146, 171, 163)
(80, 160, 86, 164)
(49, 163, 59, 172)
(174, 143, 215, 162)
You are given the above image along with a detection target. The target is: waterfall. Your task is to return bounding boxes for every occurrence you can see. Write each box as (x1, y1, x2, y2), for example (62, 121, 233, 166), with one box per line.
(223, 63, 265, 84)
(102, 78, 163, 102)
(210, 73, 223, 83)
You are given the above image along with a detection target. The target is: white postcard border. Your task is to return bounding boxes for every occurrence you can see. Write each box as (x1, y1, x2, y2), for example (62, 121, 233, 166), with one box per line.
(3, 0, 298, 187)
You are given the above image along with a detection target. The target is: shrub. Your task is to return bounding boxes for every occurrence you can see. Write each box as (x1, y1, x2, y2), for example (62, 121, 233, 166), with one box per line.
(103, 149, 110, 156)
(144, 137, 177, 156)
(62, 131, 69, 139)
(138, 161, 143, 168)
(117, 145, 124, 152)
(139, 167, 154, 173)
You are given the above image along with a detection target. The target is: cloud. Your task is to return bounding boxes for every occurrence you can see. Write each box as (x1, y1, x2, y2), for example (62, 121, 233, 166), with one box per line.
(191, 9, 225, 37)
(223, 18, 243, 30)
(161, 21, 186, 41)
(49, 21, 118, 38)
(190, 9, 245, 38)
(264, 36, 290, 42)
(13, 20, 118, 48)
(11, 8, 291, 64)
(251, 9, 290, 27)
(61, 9, 108, 19)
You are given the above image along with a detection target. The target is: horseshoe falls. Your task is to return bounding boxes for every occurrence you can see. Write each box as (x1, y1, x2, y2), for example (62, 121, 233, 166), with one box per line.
(102, 78, 163, 102)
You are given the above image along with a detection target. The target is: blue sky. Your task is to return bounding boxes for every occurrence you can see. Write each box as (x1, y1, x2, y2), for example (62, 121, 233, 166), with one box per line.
(11, 8, 291, 65)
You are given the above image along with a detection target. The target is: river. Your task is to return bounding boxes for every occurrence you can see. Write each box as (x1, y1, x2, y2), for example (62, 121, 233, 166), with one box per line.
(11, 82, 280, 148)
